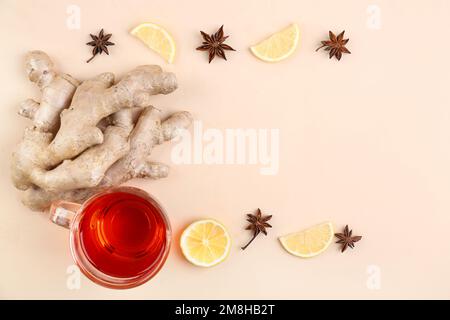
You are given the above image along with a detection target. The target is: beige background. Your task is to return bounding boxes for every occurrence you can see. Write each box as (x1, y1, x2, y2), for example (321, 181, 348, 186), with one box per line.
(1, 0, 450, 299)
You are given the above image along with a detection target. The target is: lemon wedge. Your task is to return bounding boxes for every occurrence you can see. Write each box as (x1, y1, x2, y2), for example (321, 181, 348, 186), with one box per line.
(130, 22, 176, 63)
(279, 222, 334, 258)
(180, 219, 231, 267)
(250, 23, 300, 62)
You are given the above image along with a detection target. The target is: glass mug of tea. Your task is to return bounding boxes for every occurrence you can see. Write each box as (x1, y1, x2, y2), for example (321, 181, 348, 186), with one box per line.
(50, 186, 171, 289)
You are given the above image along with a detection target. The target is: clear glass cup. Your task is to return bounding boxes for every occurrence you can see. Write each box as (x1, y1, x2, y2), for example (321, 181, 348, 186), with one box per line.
(50, 186, 171, 289)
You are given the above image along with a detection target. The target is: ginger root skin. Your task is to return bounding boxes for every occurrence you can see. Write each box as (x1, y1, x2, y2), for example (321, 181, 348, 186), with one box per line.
(12, 51, 192, 211)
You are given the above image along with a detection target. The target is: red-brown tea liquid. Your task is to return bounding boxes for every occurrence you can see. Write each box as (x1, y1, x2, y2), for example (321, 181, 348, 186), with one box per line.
(78, 191, 168, 278)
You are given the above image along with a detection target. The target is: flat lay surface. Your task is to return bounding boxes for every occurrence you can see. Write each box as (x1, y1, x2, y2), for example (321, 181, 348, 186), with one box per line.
(1, 0, 449, 299)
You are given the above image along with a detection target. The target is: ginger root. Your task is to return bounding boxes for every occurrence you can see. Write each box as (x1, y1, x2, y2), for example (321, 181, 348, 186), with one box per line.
(12, 51, 192, 211)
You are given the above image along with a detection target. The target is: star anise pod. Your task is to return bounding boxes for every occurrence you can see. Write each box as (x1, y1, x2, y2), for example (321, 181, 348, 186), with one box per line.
(196, 25, 236, 63)
(335, 225, 362, 252)
(316, 30, 351, 61)
(241, 208, 272, 250)
(86, 29, 115, 63)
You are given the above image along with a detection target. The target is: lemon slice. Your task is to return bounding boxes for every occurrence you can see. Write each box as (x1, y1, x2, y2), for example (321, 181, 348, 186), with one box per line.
(130, 23, 176, 63)
(250, 23, 300, 62)
(180, 219, 231, 267)
(279, 222, 334, 258)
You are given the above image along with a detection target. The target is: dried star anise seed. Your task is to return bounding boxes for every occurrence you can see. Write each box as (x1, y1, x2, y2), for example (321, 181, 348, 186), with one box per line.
(241, 208, 272, 250)
(335, 225, 362, 252)
(196, 25, 236, 63)
(86, 29, 115, 63)
(316, 30, 351, 61)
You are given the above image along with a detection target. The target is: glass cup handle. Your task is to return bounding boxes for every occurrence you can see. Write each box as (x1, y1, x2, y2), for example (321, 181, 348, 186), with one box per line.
(49, 200, 82, 229)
